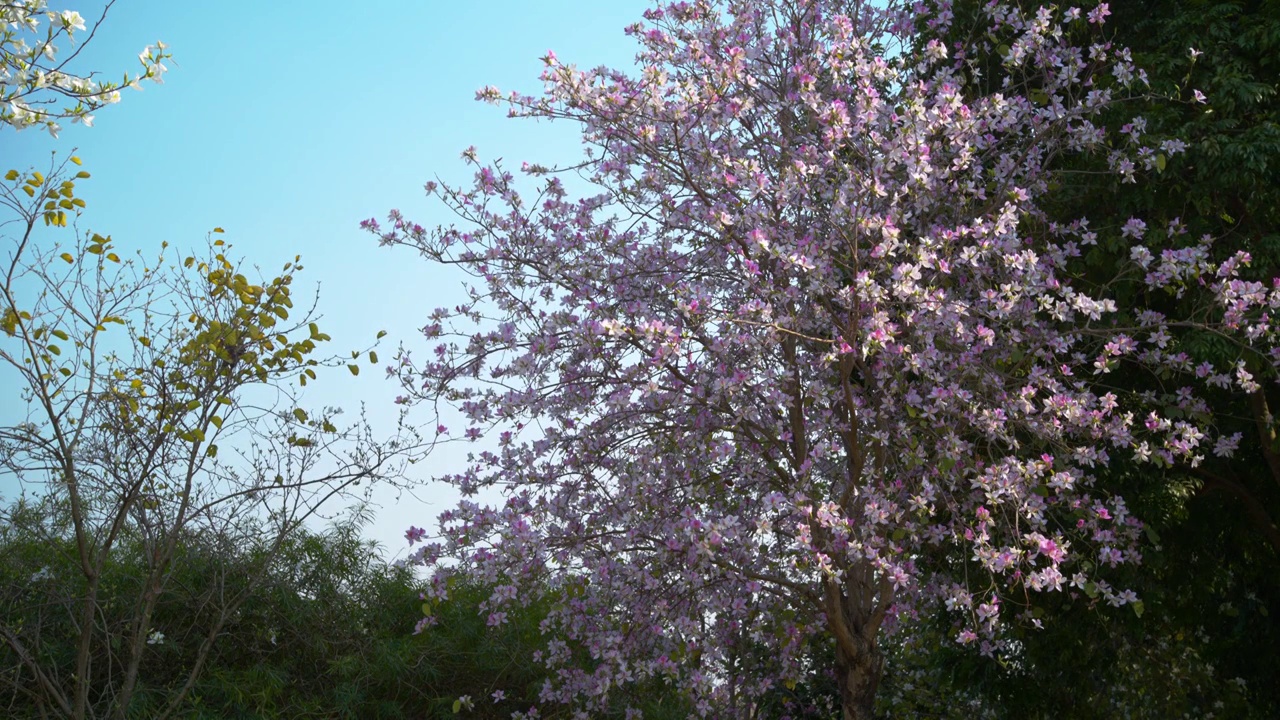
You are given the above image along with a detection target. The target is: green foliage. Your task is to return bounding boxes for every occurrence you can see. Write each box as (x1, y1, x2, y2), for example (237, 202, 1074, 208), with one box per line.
(0, 496, 689, 719)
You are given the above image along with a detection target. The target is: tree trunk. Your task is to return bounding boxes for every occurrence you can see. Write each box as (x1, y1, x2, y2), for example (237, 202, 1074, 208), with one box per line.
(835, 626, 884, 720)
(823, 566, 889, 720)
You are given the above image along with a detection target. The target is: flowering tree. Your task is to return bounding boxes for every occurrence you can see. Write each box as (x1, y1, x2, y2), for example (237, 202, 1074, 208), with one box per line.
(368, 1, 1277, 717)
(867, 1, 1280, 716)
(1, 0, 168, 135)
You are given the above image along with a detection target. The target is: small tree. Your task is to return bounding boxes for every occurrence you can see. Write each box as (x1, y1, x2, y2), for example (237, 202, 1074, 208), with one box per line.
(368, 1, 1280, 717)
(1, 0, 169, 136)
(0, 155, 421, 720)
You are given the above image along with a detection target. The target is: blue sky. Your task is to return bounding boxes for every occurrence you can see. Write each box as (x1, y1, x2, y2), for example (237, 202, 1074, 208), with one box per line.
(2, 0, 650, 558)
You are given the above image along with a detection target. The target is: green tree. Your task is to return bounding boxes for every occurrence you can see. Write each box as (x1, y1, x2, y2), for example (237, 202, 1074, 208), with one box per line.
(0, 155, 420, 720)
(2, 496, 688, 719)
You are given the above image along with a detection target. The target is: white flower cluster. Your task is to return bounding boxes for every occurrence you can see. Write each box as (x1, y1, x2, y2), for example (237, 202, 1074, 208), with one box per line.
(1, 1, 168, 136)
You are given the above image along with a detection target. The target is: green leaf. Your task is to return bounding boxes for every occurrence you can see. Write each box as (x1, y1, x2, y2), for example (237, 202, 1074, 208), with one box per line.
(205, 444, 218, 458)
(452, 699, 462, 714)
(1144, 525, 1162, 545)
(210, 415, 223, 429)
(51, 329, 69, 341)
(347, 364, 359, 376)
(1155, 153, 1167, 172)
(377, 330, 387, 339)
(1132, 600, 1145, 618)
(293, 408, 308, 423)
(368, 350, 378, 364)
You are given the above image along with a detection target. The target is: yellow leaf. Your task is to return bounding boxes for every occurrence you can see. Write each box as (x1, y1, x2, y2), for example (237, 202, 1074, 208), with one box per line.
(4, 169, 19, 181)
(70, 156, 82, 166)
(106, 252, 120, 263)
(347, 364, 359, 376)
(213, 227, 224, 233)
(60, 252, 74, 263)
